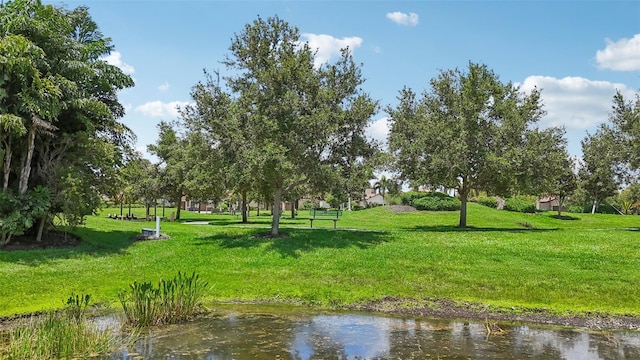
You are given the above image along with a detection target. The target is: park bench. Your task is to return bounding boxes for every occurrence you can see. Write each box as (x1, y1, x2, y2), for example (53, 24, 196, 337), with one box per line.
(309, 209, 342, 229)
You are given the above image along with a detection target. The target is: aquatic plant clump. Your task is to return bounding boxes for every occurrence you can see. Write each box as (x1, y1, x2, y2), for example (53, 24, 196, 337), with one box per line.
(119, 271, 209, 328)
(0, 295, 116, 359)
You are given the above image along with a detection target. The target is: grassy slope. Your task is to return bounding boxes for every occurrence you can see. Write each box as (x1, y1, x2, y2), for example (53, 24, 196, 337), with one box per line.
(0, 204, 638, 317)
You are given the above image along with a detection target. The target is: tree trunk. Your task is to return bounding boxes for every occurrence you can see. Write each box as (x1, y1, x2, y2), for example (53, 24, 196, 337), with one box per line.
(591, 196, 598, 214)
(271, 187, 283, 236)
(459, 189, 469, 228)
(0, 234, 11, 246)
(36, 215, 46, 242)
(146, 204, 151, 221)
(175, 196, 182, 220)
(241, 191, 248, 223)
(3, 139, 11, 190)
(291, 198, 297, 219)
(347, 195, 352, 211)
(257, 202, 260, 216)
(18, 125, 36, 195)
(557, 197, 564, 218)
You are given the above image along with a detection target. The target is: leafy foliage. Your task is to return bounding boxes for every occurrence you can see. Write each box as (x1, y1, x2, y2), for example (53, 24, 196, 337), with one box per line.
(504, 196, 536, 213)
(387, 62, 563, 227)
(412, 192, 461, 211)
(578, 128, 624, 213)
(0, 0, 134, 244)
(0, 186, 51, 245)
(181, 16, 378, 235)
(476, 196, 498, 209)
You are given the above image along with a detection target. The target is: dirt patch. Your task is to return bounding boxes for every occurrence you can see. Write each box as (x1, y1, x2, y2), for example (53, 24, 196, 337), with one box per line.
(387, 205, 418, 213)
(0, 231, 81, 251)
(135, 234, 171, 241)
(349, 297, 640, 330)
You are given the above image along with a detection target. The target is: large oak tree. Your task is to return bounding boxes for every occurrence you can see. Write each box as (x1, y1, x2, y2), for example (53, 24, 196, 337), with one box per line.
(388, 62, 565, 227)
(184, 16, 378, 235)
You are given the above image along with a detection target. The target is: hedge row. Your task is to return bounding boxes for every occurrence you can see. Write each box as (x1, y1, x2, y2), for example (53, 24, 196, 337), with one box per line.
(401, 191, 461, 211)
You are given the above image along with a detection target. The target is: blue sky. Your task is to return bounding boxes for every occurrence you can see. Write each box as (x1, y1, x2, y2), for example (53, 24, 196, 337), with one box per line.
(49, 1, 640, 160)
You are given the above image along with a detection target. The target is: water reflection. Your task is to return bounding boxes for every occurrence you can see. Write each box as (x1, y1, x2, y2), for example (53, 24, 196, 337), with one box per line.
(112, 307, 640, 359)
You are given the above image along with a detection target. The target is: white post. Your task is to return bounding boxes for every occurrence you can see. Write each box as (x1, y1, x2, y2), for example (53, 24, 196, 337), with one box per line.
(155, 216, 161, 237)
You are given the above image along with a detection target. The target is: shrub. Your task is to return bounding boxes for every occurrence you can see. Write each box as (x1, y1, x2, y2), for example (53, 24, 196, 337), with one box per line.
(412, 192, 461, 211)
(504, 197, 536, 213)
(400, 191, 422, 205)
(385, 195, 402, 206)
(477, 196, 498, 208)
(401, 191, 452, 205)
(119, 271, 209, 328)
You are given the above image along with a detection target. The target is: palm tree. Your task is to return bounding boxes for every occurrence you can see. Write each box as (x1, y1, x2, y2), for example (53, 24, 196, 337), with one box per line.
(373, 175, 389, 205)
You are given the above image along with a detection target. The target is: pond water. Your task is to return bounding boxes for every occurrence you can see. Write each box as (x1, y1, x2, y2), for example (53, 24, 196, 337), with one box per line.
(109, 306, 640, 360)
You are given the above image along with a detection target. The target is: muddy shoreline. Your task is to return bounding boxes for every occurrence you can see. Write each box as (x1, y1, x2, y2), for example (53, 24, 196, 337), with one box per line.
(2, 297, 639, 332)
(347, 297, 640, 331)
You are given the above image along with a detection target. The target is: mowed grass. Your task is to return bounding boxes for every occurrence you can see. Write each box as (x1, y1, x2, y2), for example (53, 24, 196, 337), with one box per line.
(0, 204, 639, 318)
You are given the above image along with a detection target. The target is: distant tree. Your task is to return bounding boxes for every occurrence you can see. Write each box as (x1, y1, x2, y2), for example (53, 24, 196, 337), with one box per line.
(373, 175, 390, 204)
(126, 156, 162, 220)
(182, 130, 226, 215)
(181, 71, 253, 223)
(148, 122, 189, 220)
(550, 156, 578, 218)
(618, 183, 640, 204)
(607, 90, 640, 169)
(387, 62, 561, 227)
(578, 128, 624, 214)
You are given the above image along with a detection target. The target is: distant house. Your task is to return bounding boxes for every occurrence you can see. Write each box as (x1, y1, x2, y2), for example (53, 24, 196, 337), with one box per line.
(536, 196, 561, 211)
(359, 188, 385, 207)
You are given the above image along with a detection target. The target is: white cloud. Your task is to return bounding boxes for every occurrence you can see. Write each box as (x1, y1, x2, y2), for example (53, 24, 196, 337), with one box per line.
(134, 100, 190, 118)
(596, 34, 640, 71)
(301, 33, 363, 68)
(519, 75, 635, 130)
(158, 82, 170, 92)
(366, 116, 389, 147)
(102, 51, 135, 75)
(386, 12, 419, 26)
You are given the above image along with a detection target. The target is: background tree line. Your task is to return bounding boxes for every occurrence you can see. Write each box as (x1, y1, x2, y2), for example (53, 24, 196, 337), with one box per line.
(2, 0, 639, 245)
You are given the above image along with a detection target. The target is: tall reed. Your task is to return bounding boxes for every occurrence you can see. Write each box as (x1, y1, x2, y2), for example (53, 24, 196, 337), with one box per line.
(0, 294, 116, 359)
(119, 271, 209, 328)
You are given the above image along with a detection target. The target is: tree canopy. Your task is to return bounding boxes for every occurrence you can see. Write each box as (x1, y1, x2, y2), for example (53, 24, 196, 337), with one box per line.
(387, 62, 566, 227)
(180, 16, 378, 235)
(0, 0, 133, 244)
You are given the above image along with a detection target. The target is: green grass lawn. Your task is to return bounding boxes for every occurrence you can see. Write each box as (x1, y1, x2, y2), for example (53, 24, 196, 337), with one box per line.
(1, 204, 639, 318)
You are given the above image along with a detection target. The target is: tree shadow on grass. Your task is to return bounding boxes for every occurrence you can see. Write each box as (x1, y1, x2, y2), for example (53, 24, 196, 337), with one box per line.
(196, 229, 390, 258)
(548, 214, 581, 221)
(0, 228, 139, 266)
(408, 225, 558, 233)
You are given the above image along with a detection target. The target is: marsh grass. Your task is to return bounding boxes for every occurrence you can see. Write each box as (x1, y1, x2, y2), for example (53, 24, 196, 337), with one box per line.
(119, 271, 209, 328)
(0, 295, 115, 359)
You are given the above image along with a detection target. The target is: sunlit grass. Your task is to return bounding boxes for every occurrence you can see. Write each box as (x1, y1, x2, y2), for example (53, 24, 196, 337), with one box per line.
(0, 204, 639, 318)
